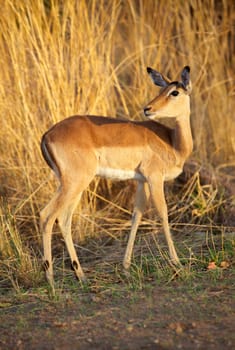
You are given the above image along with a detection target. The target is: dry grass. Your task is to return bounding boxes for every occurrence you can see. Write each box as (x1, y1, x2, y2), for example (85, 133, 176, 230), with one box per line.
(0, 0, 234, 290)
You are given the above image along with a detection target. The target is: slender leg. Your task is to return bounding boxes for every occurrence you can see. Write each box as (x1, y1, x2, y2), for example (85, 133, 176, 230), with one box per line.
(57, 193, 86, 282)
(148, 176, 180, 264)
(40, 188, 64, 290)
(123, 181, 150, 269)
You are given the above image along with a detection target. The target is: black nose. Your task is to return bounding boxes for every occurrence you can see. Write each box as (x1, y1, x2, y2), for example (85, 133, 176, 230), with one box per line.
(144, 106, 151, 115)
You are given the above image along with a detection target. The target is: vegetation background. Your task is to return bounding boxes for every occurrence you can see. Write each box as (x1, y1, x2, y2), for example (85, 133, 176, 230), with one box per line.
(0, 0, 234, 291)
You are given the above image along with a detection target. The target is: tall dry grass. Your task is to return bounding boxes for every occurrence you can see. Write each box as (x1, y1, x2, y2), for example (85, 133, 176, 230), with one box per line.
(0, 0, 234, 289)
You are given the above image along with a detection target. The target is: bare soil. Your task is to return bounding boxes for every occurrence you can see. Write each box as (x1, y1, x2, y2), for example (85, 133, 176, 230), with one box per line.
(0, 268, 234, 350)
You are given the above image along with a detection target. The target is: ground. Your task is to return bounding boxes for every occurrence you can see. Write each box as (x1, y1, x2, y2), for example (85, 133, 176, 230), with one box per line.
(0, 267, 234, 350)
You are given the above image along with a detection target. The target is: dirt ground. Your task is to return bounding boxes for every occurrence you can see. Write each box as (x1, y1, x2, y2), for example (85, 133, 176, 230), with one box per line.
(0, 268, 234, 350)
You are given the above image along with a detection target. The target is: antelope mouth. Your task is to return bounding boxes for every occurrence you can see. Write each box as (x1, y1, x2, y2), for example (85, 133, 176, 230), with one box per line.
(143, 107, 153, 117)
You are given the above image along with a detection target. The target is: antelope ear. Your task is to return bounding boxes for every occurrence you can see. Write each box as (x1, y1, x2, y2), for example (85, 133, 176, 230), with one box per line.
(147, 67, 170, 88)
(181, 66, 192, 94)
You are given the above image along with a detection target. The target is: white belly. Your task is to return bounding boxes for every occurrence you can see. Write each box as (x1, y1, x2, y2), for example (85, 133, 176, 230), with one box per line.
(97, 167, 145, 181)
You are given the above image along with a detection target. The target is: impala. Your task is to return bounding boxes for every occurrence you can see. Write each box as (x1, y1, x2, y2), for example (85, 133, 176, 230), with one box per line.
(40, 66, 193, 289)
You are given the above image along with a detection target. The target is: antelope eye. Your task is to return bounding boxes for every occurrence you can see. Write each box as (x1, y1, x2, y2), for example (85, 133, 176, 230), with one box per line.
(170, 90, 179, 96)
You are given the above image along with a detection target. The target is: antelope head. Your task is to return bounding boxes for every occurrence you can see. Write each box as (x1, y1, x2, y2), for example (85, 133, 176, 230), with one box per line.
(144, 66, 192, 119)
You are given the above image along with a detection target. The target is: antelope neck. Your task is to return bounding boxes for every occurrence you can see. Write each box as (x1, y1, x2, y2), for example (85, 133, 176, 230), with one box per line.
(173, 113, 193, 161)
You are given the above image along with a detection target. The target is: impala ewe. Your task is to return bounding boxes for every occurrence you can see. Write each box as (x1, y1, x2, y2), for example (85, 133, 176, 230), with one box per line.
(40, 66, 193, 289)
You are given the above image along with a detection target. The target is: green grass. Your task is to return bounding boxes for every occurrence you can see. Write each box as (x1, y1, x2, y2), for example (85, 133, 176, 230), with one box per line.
(26, 229, 233, 298)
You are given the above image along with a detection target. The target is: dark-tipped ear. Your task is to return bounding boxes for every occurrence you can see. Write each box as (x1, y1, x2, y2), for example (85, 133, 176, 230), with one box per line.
(146, 67, 170, 88)
(181, 66, 192, 93)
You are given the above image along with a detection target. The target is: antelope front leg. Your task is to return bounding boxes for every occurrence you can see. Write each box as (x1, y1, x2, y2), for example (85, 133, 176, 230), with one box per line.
(123, 181, 150, 270)
(148, 176, 180, 265)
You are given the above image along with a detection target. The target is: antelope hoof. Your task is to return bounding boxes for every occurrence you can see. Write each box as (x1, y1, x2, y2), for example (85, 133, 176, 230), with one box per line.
(123, 259, 131, 271)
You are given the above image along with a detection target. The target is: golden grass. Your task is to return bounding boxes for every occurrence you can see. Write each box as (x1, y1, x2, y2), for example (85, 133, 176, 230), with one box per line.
(0, 0, 234, 289)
